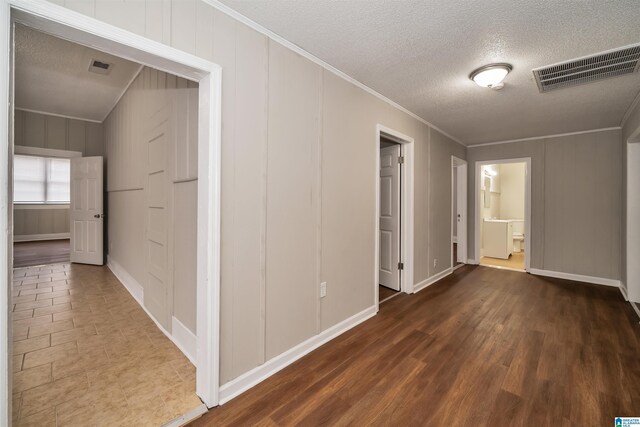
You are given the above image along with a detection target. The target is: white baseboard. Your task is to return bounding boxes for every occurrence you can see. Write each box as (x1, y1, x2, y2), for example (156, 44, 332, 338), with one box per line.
(13, 233, 69, 242)
(467, 259, 479, 265)
(529, 268, 621, 287)
(631, 302, 640, 321)
(413, 268, 453, 293)
(107, 256, 144, 303)
(619, 284, 640, 321)
(172, 316, 197, 365)
(620, 284, 629, 301)
(218, 305, 377, 405)
(107, 256, 196, 365)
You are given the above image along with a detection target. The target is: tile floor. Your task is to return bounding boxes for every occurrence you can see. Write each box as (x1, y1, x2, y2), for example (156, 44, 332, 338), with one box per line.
(11, 262, 202, 426)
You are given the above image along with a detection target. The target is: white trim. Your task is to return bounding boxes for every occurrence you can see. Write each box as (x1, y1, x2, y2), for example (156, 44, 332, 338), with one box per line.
(15, 107, 103, 124)
(0, 2, 10, 424)
(474, 158, 532, 272)
(219, 305, 377, 405)
(620, 284, 629, 301)
(14, 204, 69, 210)
(529, 268, 621, 287)
(631, 302, 640, 322)
(5, 0, 222, 408)
(107, 256, 144, 303)
(15, 145, 82, 158)
(171, 316, 197, 365)
(204, 0, 465, 148)
(413, 268, 453, 293)
(14, 233, 69, 242)
(621, 90, 640, 128)
(467, 259, 480, 265)
(467, 127, 621, 148)
(451, 156, 467, 267)
(10, 1, 215, 80)
(101, 64, 144, 123)
(108, 256, 200, 365)
(452, 263, 464, 272)
(375, 124, 415, 308)
(162, 404, 208, 427)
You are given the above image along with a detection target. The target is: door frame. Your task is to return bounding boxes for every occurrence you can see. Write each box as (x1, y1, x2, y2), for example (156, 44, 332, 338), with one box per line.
(374, 124, 414, 308)
(0, 1, 223, 419)
(451, 156, 467, 268)
(473, 158, 532, 271)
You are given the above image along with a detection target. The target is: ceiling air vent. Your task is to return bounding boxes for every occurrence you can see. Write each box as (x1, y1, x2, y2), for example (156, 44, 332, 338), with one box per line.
(88, 59, 113, 75)
(532, 44, 640, 93)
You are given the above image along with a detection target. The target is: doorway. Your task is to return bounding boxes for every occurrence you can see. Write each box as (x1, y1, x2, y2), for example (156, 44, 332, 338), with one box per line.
(451, 156, 467, 270)
(474, 159, 531, 272)
(1, 1, 222, 423)
(375, 125, 414, 306)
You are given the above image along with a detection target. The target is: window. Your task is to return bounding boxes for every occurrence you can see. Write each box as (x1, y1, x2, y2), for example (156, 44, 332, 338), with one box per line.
(14, 155, 71, 204)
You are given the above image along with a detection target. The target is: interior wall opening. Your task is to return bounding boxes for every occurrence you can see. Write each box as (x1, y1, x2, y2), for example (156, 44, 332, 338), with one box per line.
(9, 22, 207, 425)
(375, 125, 414, 304)
(451, 156, 467, 270)
(478, 162, 527, 272)
(378, 136, 402, 304)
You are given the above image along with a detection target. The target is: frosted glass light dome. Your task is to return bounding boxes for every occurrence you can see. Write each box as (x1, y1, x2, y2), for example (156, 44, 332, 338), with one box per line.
(470, 64, 513, 88)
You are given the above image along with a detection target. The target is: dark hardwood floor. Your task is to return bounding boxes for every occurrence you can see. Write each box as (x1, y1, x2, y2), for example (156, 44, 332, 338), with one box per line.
(13, 239, 70, 268)
(192, 265, 640, 426)
(379, 285, 399, 302)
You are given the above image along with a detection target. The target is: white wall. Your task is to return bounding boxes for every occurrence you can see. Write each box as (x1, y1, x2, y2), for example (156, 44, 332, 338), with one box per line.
(46, 0, 466, 387)
(499, 163, 525, 220)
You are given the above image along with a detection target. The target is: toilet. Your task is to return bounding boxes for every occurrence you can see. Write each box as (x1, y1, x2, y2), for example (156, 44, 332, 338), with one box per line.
(511, 220, 525, 253)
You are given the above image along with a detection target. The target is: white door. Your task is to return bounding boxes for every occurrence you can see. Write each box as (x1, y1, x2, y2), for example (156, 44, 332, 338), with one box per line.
(379, 144, 401, 291)
(456, 163, 467, 263)
(144, 102, 173, 330)
(70, 156, 104, 265)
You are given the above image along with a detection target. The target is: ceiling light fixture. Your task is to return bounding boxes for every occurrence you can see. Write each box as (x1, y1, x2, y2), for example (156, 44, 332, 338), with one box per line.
(470, 63, 513, 90)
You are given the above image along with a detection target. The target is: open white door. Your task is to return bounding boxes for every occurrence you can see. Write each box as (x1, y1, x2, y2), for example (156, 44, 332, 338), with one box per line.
(379, 144, 401, 291)
(70, 156, 104, 265)
(456, 163, 467, 263)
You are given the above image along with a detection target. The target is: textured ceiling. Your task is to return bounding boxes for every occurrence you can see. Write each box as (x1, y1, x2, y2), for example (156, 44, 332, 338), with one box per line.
(218, 0, 640, 145)
(15, 25, 141, 122)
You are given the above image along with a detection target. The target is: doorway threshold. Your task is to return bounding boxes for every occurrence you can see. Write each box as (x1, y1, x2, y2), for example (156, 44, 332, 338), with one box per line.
(162, 403, 208, 427)
(480, 263, 525, 273)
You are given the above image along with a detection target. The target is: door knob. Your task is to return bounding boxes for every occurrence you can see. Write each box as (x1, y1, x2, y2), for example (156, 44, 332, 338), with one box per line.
(94, 214, 104, 219)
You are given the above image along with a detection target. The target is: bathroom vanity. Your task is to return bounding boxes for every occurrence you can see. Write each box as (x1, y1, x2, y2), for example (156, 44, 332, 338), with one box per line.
(483, 219, 514, 259)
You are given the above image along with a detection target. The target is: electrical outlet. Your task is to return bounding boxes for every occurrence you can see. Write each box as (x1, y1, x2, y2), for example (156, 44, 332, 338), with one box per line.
(320, 282, 327, 298)
(433, 258, 438, 268)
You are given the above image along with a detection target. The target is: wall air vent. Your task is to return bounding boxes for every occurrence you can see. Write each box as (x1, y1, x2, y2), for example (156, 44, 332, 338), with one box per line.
(532, 44, 640, 93)
(88, 59, 113, 75)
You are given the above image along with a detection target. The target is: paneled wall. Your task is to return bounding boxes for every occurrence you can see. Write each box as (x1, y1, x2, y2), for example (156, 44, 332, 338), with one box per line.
(13, 207, 70, 241)
(429, 129, 467, 278)
(48, 0, 466, 385)
(467, 129, 622, 280)
(105, 67, 199, 334)
(14, 109, 104, 155)
(13, 110, 104, 239)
